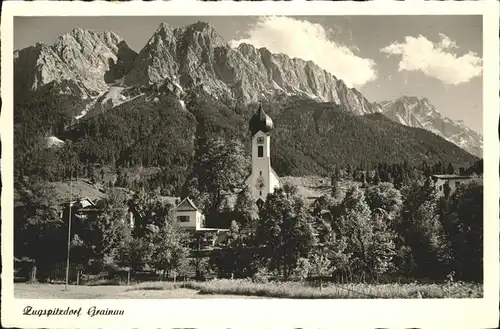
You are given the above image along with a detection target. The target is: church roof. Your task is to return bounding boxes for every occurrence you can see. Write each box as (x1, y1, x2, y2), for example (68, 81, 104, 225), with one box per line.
(249, 103, 274, 136)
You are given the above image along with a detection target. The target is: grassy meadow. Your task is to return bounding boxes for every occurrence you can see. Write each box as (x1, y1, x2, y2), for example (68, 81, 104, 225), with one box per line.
(15, 279, 483, 299)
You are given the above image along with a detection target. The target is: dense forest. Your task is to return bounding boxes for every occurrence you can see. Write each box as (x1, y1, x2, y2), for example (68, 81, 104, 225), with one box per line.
(14, 85, 478, 196)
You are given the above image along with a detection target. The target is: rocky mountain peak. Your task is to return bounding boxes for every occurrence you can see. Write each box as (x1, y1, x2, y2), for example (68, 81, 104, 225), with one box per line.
(377, 96, 482, 157)
(152, 23, 176, 41)
(123, 21, 376, 113)
(15, 27, 137, 100)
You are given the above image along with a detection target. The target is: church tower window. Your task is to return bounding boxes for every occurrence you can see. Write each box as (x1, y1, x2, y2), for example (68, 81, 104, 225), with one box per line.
(258, 146, 264, 157)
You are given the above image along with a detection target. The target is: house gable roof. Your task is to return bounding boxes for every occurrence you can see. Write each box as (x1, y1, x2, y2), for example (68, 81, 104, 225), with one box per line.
(175, 197, 201, 212)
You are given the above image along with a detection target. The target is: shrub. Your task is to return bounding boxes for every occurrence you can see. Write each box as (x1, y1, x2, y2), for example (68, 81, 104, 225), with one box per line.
(252, 268, 270, 284)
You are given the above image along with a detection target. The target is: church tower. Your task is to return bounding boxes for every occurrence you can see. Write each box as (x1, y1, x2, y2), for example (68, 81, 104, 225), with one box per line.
(245, 103, 281, 206)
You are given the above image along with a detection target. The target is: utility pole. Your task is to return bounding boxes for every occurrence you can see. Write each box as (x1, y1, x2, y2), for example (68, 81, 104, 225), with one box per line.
(65, 173, 73, 290)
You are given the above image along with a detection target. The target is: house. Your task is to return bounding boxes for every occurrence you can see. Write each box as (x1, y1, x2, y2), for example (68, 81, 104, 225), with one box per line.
(59, 197, 103, 220)
(174, 197, 206, 231)
(165, 197, 230, 246)
(431, 174, 474, 196)
(128, 196, 214, 232)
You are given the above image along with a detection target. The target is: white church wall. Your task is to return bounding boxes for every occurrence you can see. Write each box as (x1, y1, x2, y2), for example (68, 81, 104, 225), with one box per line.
(269, 170, 281, 194)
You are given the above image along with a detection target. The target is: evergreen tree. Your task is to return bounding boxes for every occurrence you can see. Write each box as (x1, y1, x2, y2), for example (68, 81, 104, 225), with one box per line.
(446, 163, 455, 175)
(372, 171, 381, 185)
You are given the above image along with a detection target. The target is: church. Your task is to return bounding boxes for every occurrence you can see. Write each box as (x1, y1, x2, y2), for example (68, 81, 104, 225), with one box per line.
(244, 104, 282, 207)
(126, 104, 282, 232)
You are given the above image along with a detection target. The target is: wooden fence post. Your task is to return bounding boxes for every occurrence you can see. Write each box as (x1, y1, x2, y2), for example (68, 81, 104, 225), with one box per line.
(127, 269, 131, 286)
(77, 270, 80, 286)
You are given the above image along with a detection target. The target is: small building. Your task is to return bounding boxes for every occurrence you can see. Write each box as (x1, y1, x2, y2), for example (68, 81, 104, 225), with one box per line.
(127, 196, 210, 231)
(174, 197, 206, 231)
(431, 174, 474, 196)
(59, 197, 103, 221)
(169, 198, 229, 247)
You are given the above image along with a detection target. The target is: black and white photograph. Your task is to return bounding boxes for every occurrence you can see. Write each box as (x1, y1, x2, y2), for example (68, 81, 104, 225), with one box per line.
(2, 1, 499, 328)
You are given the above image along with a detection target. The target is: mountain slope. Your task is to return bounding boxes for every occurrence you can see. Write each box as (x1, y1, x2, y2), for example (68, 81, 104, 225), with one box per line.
(60, 92, 477, 180)
(375, 96, 482, 157)
(267, 98, 477, 176)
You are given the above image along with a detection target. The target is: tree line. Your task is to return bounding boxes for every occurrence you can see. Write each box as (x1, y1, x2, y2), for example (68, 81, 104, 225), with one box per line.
(14, 137, 483, 284)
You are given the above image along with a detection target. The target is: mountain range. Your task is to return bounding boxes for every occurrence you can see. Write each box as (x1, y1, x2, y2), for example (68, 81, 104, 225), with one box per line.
(13, 22, 481, 184)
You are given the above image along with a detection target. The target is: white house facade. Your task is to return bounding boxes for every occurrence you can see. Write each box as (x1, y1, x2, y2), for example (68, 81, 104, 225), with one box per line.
(127, 197, 206, 231)
(431, 174, 474, 196)
(174, 197, 206, 231)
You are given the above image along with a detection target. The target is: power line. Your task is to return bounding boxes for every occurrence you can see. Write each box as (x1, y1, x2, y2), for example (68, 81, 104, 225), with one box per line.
(65, 173, 73, 290)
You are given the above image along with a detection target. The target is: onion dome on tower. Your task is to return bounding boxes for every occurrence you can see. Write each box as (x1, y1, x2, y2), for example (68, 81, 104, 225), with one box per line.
(249, 103, 274, 136)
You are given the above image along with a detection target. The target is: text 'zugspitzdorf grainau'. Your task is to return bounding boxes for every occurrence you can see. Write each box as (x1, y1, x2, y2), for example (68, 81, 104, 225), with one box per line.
(23, 306, 125, 317)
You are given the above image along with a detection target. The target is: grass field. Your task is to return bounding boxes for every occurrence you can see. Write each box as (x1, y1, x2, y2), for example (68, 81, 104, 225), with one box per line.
(14, 280, 482, 299)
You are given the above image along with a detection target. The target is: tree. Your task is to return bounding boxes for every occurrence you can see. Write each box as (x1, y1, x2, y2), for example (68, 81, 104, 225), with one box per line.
(255, 188, 317, 279)
(446, 163, 455, 175)
(308, 252, 332, 290)
(14, 178, 66, 283)
(150, 217, 190, 281)
(398, 177, 450, 279)
(331, 168, 342, 197)
(114, 233, 154, 274)
(234, 186, 258, 230)
(366, 211, 397, 279)
(434, 161, 444, 175)
(442, 179, 483, 281)
(95, 189, 132, 263)
(191, 138, 249, 222)
(365, 182, 403, 219)
(335, 185, 374, 279)
(372, 171, 381, 185)
(128, 190, 174, 237)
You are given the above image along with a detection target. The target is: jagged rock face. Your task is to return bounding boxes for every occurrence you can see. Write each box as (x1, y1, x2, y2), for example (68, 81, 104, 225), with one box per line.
(14, 28, 138, 99)
(375, 96, 482, 157)
(125, 22, 376, 115)
(14, 22, 482, 158)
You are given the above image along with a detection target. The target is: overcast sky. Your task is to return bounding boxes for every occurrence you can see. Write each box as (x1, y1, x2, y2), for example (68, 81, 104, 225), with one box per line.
(15, 15, 483, 133)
